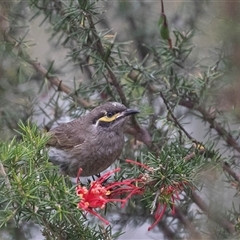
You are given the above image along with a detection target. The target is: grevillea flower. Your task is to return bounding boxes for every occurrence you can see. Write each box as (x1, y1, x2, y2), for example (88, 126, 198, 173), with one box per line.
(76, 167, 144, 225)
(148, 182, 186, 231)
(76, 160, 189, 231)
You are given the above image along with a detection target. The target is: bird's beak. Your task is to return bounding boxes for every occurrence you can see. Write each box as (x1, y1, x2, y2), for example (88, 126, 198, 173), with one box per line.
(118, 108, 139, 118)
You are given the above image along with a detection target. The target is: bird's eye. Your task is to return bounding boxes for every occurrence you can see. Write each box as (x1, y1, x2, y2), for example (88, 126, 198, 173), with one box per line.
(106, 111, 114, 118)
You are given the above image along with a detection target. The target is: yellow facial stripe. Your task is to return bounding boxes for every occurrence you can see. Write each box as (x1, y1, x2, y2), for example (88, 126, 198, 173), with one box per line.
(98, 113, 120, 122)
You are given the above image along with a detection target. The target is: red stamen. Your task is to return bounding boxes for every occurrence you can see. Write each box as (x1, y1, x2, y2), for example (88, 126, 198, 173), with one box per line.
(126, 159, 150, 171)
(171, 195, 176, 215)
(94, 168, 121, 185)
(154, 203, 162, 219)
(87, 208, 110, 225)
(76, 166, 145, 226)
(174, 191, 180, 200)
(148, 203, 167, 231)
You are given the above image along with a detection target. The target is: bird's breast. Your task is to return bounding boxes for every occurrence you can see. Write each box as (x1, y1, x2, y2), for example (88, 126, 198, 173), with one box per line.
(89, 130, 124, 157)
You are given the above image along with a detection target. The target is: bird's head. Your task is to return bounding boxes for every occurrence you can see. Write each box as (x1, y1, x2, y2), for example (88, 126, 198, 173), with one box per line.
(88, 102, 139, 131)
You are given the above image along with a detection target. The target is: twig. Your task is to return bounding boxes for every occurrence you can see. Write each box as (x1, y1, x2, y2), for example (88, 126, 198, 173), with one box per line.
(174, 207, 202, 239)
(160, 92, 202, 147)
(223, 162, 240, 182)
(85, 13, 128, 106)
(28, 60, 92, 108)
(124, 125, 159, 154)
(191, 191, 235, 234)
(4, 32, 91, 109)
(159, 220, 177, 240)
(197, 105, 240, 153)
(161, 91, 193, 140)
(179, 99, 240, 153)
(184, 151, 196, 162)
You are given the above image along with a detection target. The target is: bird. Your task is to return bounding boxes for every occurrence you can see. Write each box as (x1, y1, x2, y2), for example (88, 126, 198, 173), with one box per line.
(47, 102, 139, 177)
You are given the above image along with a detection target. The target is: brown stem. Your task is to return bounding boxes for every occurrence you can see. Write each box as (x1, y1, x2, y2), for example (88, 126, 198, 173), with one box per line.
(159, 220, 177, 240)
(124, 125, 159, 154)
(85, 13, 128, 106)
(174, 207, 202, 239)
(161, 92, 194, 141)
(197, 105, 240, 153)
(160, 0, 164, 14)
(184, 151, 196, 162)
(191, 191, 235, 234)
(179, 99, 240, 153)
(28, 60, 91, 108)
(223, 161, 240, 182)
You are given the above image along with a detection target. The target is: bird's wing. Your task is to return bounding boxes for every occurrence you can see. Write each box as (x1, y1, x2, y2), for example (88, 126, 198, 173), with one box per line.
(47, 119, 88, 149)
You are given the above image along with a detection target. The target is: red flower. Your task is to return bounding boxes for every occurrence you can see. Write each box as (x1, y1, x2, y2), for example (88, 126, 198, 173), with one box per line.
(76, 167, 144, 225)
(76, 160, 189, 231)
(148, 182, 185, 231)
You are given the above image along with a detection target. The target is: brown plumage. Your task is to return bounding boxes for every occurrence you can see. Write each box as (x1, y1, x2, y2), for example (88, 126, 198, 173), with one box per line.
(47, 102, 139, 177)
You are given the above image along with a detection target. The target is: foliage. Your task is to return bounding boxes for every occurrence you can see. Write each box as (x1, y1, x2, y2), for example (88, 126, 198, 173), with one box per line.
(1, 0, 240, 239)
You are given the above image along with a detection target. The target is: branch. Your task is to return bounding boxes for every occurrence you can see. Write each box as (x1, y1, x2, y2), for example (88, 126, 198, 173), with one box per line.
(160, 92, 205, 153)
(191, 191, 235, 234)
(4, 32, 91, 109)
(177, 98, 240, 193)
(28, 60, 92, 108)
(179, 99, 240, 153)
(160, 92, 194, 141)
(184, 151, 197, 162)
(223, 161, 240, 182)
(174, 207, 202, 239)
(124, 124, 160, 154)
(198, 105, 240, 153)
(85, 13, 128, 106)
(159, 220, 178, 240)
